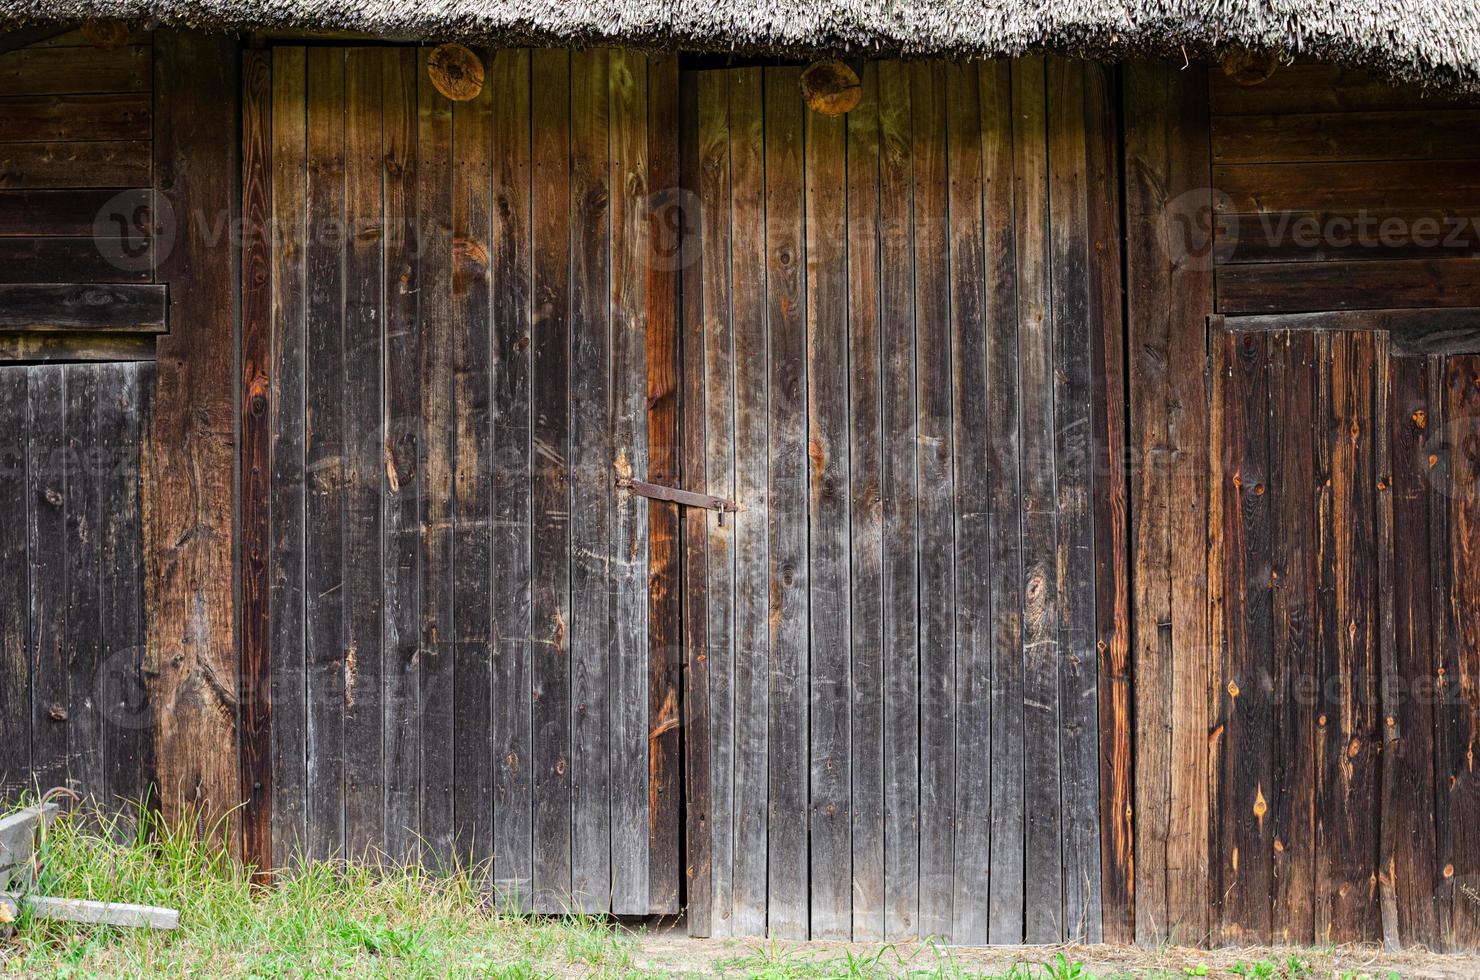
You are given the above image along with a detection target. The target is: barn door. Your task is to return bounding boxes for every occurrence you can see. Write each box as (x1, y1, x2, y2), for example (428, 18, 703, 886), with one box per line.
(1210, 316, 1480, 949)
(240, 46, 682, 914)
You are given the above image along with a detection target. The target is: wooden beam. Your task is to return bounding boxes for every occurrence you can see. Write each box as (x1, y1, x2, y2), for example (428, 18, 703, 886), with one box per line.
(0, 26, 73, 56)
(0, 331, 154, 362)
(146, 29, 241, 851)
(1213, 309, 1480, 355)
(0, 284, 165, 331)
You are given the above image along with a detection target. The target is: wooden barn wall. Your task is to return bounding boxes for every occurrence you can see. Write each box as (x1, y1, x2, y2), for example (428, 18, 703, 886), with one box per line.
(240, 45, 683, 914)
(0, 362, 154, 805)
(678, 57, 1128, 945)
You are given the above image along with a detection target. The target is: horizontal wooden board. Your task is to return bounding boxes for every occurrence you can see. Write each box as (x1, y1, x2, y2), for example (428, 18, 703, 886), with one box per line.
(0, 94, 151, 143)
(1216, 210, 1480, 265)
(1209, 64, 1478, 115)
(0, 332, 155, 362)
(1214, 309, 1480, 356)
(0, 140, 151, 189)
(0, 45, 151, 96)
(0, 189, 149, 237)
(1215, 161, 1480, 214)
(0, 238, 151, 282)
(1218, 258, 1480, 313)
(1212, 110, 1480, 164)
(26, 29, 155, 48)
(0, 284, 166, 331)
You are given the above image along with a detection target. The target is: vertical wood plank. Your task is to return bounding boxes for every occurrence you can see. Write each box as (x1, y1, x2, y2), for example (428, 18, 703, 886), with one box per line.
(27, 366, 65, 793)
(910, 60, 957, 943)
(148, 29, 240, 847)
(381, 44, 422, 864)
(980, 58, 1026, 944)
(568, 46, 613, 912)
(239, 46, 273, 871)
(268, 45, 309, 866)
(63, 365, 103, 800)
(343, 47, 387, 860)
(727, 65, 769, 939)
(877, 59, 920, 941)
(846, 60, 886, 945)
(489, 46, 533, 907)
(529, 47, 573, 910)
(450, 51, 495, 867)
(803, 77, 850, 943)
(0, 369, 29, 795)
(302, 46, 347, 862)
(1013, 56, 1064, 944)
(644, 51, 684, 916)
(609, 46, 651, 915)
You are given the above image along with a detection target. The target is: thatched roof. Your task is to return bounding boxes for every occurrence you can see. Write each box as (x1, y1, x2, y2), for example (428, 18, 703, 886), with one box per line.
(5, 0, 1480, 90)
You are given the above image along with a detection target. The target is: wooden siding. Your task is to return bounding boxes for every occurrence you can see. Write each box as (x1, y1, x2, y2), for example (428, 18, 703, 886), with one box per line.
(0, 362, 154, 805)
(680, 57, 1125, 944)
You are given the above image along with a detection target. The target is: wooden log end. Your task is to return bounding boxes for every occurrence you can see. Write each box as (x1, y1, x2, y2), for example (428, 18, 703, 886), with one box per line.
(80, 19, 131, 51)
(1219, 47, 1280, 87)
(800, 60, 862, 116)
(427, 43, 485, 102)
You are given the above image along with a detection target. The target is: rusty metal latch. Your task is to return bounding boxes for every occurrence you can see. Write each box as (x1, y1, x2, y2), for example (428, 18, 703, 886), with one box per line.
(618, 479, 742, 524)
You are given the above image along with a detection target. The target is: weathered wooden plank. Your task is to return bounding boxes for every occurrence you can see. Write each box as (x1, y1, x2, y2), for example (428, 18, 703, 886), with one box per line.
(0, 368, 29, 795)
(644, 51, 683, 916)
(380, 43, 421, 865)
(239, 47, 273, 871)
(1215, 209, 1480, 266)
(26, 366, 66, 793)
(0, 285, 165, 332)
(1218, 331, 1274, 944)
(416, 44, 456, 863)
(0, 94, 150, 143)
(802, 74, 850, 943)
(0, 239, 151, 283)
(877, 59, 920, 941)
(98, 362, 152, 807)
(0, 188, 154, 237)
(0, 332, 154, 362)
(14, 894, 178, 930)
(1047, 57, 1104, 944)
(62, 365, 103, 800)
(1268, 331, 1318, 946)
(342, 48, 386, 860)
(450, 50, 495, 868)
(695, 67, 736, 937)
(529, 46, 573, 910)
(567, 46, 612, 912)
(488, 45, 532, 906)
(0, 44, 151, 96)
(727, 65, 769, 939)
(676, 67, 712, 938)
(1212, 110, 1480, 164)
(0, 140, 151, 189)
(1218, 258, 1480, 314)
(147, 29, 239, 845)
(845, 60, 886, 944)
(1216, 161, 1480, 215)
(301, 46, 347, 862)
(267, 45, 308, 866)
(608, 47, 650, 916)
(1209, 64, 1476, 115)
(1427, 353, 1458, 951)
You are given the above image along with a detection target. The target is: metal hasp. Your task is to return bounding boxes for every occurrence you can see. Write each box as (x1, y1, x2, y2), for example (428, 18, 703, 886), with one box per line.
(619, 479, 742, 524)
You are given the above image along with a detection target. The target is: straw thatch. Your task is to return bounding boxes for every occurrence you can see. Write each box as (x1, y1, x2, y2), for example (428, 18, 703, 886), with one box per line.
(4, 0, 1480, 90)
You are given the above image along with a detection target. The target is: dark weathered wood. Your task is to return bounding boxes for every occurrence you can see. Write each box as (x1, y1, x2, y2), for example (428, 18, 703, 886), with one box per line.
(1216, 161, 1480, 215)
(0, 26, 73, 55)
(529, 47, 573, 910)
(380, 43, 421, 866)
(0, 285, 165, 332)
(0, 369, 29, 795)
(63, 365, 103, 799)
(1219, 258, 1480, 314)
(0, 332, 154, 362)
(0, 44, 151, 96)
(301, 46, 347, 862)
(267, 45, 308, 866)
(1123, 58, 1215, 946)
(1212, 110, 1480, 164)
(27, 366, 66, 793)
(0, 188, 149, 236)
(727, 65, 769, 939)
(567, 46, 612, 913)
(147, 29, 239, 845)
(342, 48, 386, 860)
(416, 44, 456, 862)
(802, 74, 850, 943)
(239, 47, 273, 873)
(1215, 210, 1480, 267)
(1209, 64, 1477, 115)
(450, 50, 495, 868)
(845, 60, 886, 944)
(644, 51, 683, 917)
(608, 47, 649, 915)
(0, 140, 150, 189)
(0, 94, 150, 142)
(487, 45, 532, 905)
(0, 239, 151, 284)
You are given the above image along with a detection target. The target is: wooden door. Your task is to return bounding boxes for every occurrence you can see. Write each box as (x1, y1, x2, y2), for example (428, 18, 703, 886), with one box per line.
(1211, 316, 1480, 949)
(677, 59, 1130, 944)
(240, 46, 682, 915)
